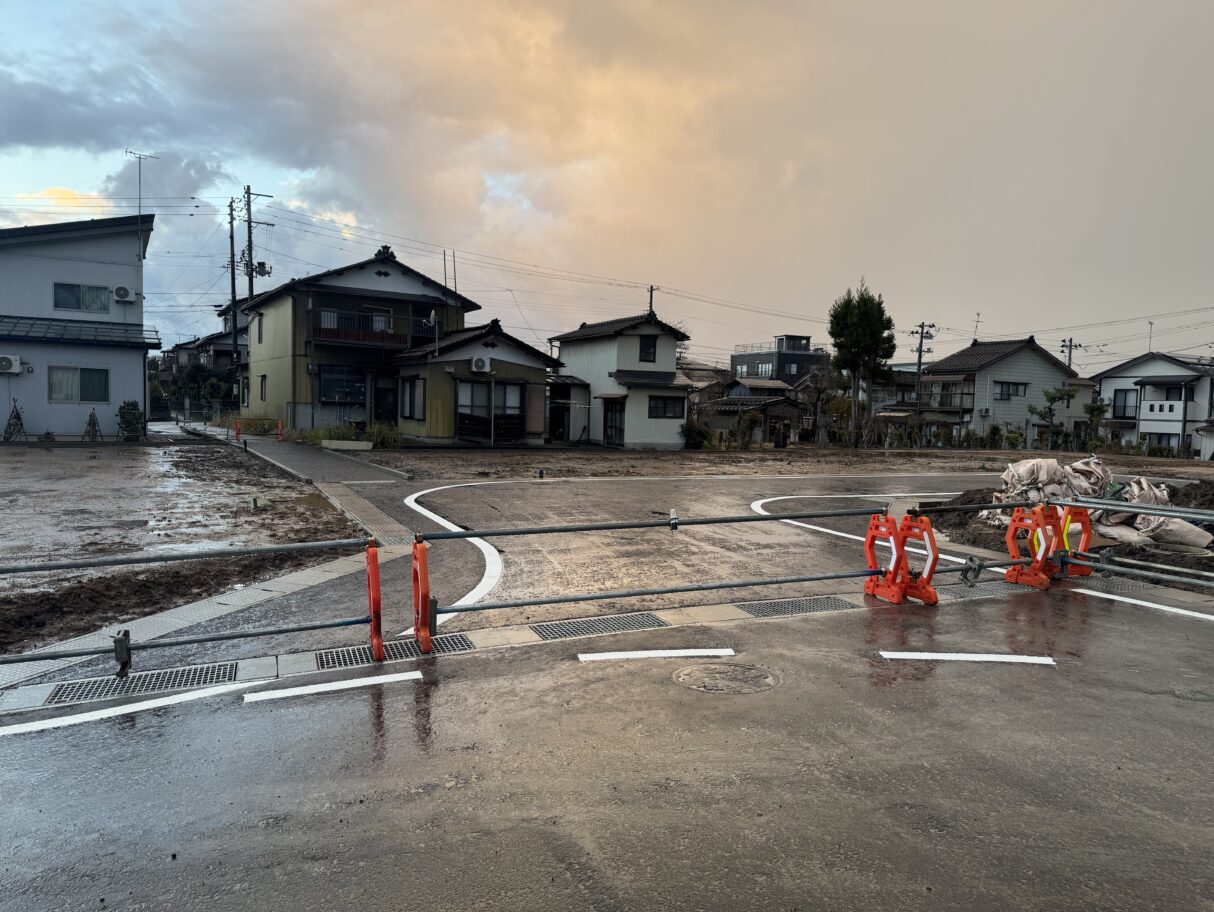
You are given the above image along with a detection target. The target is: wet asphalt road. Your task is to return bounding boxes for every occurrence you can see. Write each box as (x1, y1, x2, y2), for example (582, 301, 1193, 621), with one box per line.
(3, 469, 1213, 910)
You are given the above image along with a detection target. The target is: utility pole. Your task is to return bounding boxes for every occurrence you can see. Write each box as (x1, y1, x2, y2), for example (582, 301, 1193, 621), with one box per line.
(228, 198, 239, 393)
(913, 322, 936, 419)
(125, 149, 158, 261)
(241, 184, 275, 306)
(648, 285, 656, 315)
(1059, 337, 1083, 369)
(1148, 321, 1154, 351)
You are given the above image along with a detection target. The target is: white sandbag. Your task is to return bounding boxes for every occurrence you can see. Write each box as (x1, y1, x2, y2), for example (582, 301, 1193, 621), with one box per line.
(1142, 517, 1213, 549)
(1092, 523, 1154, 546)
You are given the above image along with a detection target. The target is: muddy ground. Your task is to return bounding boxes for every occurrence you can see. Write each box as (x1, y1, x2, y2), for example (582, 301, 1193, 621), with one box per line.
(0, 443, 360, 653)
(360, 445, 1214, 482)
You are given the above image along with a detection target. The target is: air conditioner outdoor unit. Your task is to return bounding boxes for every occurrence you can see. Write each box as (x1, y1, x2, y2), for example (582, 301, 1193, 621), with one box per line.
(113, 286, 133, 302)
(980, 406, 991, 417)
(0, 354, 21, 374)
(470, 355, 491, 373)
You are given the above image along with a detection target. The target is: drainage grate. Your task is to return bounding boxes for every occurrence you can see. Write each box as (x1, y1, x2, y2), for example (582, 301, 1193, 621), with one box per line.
(736, 596, 857, 618)
(45, 662, 237, 706)
(530, 612, 669, 641)
(1073, 575, 1152, 593)
(314, 633, 475, 670)
(936, 581, 1025, 602)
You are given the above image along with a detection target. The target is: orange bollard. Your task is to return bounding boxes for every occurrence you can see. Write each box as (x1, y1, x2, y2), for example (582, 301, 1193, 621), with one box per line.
(277, 418, 283, 442)
(366, 539, 385, 661)
(1050, 505, 1092, 577)
(235, 417, 241, 442)
(412, 537, 433, 654)
(1004, 505, 1058, 590)
(863, 514, 906, 604)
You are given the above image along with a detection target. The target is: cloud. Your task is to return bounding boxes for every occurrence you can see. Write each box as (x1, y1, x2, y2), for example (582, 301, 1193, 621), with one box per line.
(2, 0, 1213, 367)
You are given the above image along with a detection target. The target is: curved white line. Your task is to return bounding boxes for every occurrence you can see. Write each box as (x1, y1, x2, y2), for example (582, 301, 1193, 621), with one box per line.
(401, 482, 507, 633)
(750, 494, 997, 573)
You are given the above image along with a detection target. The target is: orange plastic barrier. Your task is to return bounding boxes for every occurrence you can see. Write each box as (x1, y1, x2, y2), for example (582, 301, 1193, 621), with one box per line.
(863, 514, 939, 606)
(897, 514, 940, 606)
(864, 514, 905, 604)
(276, 419, 283, 443)
(365, 540, 385, 661)
(412, 539, 433, 654)
(235, 418, 241, 442)
(1004, 505, 1059, 590)
(1050, 506, 1092, 577)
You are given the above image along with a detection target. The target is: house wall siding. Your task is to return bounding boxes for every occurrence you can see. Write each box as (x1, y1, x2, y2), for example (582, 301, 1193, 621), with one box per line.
(969, 348, 1076, 434)
(555, 337, 623, 445)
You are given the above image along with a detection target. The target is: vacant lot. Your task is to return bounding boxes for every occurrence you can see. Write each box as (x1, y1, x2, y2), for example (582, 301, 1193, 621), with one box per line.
(360, 444, 1214, 482)
(0, 443, 359, 652)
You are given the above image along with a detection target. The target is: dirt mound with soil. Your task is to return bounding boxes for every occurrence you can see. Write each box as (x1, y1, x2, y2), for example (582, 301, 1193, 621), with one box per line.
(928, 488, 1007, 552)
(1171, 479, 1214, 511)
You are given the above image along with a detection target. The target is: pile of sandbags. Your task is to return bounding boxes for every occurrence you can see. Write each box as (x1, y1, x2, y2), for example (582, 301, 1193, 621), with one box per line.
(979, 456, 1213, 549)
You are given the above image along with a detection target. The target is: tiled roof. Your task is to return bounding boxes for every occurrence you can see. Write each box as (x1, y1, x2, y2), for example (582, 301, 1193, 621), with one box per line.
(0, 316, 160, 348)
(610, 369, 692, 389)
(731, 378, 792, 390)
(550, 312, 690, 343)
(397, 319, 562, 367)
(708, 396, 805, 411)
(551, 374, 590, 386)
(925, 336, 1076, 378)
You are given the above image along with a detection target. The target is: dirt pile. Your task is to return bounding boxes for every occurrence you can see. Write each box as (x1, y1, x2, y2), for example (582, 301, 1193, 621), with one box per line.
(927, 489, 1007, 552)
(1171, 479, 1214, 512)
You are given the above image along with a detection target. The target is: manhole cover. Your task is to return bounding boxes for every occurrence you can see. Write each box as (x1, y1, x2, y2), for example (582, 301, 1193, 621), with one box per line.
(673, 663, 780, 695)
(1175, 690, 1213, 702)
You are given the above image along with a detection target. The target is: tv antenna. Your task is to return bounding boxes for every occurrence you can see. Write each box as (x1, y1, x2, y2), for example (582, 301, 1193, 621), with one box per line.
(125, 149, 158, 261)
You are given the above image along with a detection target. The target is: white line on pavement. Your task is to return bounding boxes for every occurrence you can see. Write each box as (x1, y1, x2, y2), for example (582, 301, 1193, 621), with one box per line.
(244, 670, 423, 703)
(1071, 589, 1214, 622)
(879, 652, 1056, 665)
(0, 680, 267, 738)
(578, 648, 736, 662)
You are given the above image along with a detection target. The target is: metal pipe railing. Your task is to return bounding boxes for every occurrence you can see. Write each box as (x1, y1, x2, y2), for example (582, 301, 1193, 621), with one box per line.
(0, 538, 371, 576)
(1061, 556, 1214, 590)
(908, 501, 1033, 516)
(418, 508, 885, 542)
(1056, 497, 1214, 524)
(435, 569, 880, 614)
(0, 615, 371, 666)
(933, 558, 1031, 575)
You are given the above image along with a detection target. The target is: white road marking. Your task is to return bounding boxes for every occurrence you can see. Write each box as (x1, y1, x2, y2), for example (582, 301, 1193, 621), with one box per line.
(751, 495, 987, 569)
(1071, 589, 1214, 622)
(401, 482, 507, 634)
(879, 651, 1056, 665)
(578, 648, 735, 662)
(244, 670, 423, 703)
(0, 680, 266, 738)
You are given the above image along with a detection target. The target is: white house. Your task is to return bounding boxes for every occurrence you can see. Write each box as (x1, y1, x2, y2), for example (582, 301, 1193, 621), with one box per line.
(1092, 352, 1214, 456)
(549, 311, 691, 448)
(0, 215, 157, 438)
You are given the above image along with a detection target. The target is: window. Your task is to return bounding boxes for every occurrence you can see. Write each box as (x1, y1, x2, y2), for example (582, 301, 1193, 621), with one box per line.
(320, 310, 337, 330)
(785, 363, 798, 376)
(648, 396, 685, 419)
(368, 308, 391, 332)
(458, 380, 490, 417)
(257, 315, 264, 344)
(401, 377, 426, 419)
(1149, 403, 1155, 413)
(993, 381, 1027, 401)
(1113, 388, 1138, 419)
(240, 379, 249, 407)
(736, 364, 748, 377)
(53, 282, 109, 314)
(259, 375, 267, 401)
(757, 362, 773, 377)
(1165, 386, 1183, 402)
(48, 367, 109, 403)
(494, 383, 523, 415)
(319, 366, 366, 403)
(1168, 403, 1176, 413)
(639, 336, 657, 363)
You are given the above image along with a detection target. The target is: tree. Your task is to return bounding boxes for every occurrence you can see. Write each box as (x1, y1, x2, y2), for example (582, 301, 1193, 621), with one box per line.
(828, 280, 896, 447)
(1027, 386, 1076, 450)
(1083, 400, 1108, 443)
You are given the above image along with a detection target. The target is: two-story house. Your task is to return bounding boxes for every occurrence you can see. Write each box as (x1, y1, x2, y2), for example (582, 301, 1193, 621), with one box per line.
(550, 311, 691, 448)
(1092, 352, 1214, 456)
(239, 246, 483, 429)
(0, 215, 158, 438)
(703, 377, 805, 445)
(731, 334, 830, 383)
(920, 336, 1078, 444)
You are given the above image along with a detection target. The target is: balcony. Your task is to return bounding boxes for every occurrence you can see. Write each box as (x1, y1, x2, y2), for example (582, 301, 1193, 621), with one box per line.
(920, 392, 974, 409)
(1138, 399, 1205, 423)
(311, 309, 440, 348)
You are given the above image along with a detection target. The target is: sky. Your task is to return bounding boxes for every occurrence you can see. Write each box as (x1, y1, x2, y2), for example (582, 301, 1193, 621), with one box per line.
(1, 0, 1211, 372)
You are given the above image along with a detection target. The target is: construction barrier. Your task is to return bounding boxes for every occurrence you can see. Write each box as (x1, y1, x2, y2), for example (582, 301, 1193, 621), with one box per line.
(863, 514, 939, 606)
(1051, 506, 1092, 578)
(235, 417, 241, 442)
(366, 540, 385, 662)
(277, 419, 283, 443)
(412, 538, 434, 655)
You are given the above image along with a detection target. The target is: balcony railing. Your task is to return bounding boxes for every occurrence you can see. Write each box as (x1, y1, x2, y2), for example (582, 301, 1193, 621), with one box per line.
(312, 309, 440, 348)
(1138, 399, 1204, 422)
(920, 393, 974, 409)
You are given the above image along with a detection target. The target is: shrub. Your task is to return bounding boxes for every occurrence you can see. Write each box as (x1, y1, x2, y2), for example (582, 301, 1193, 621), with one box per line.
(1004, 430, 1023, 449)
(986, 424, 1003, 449)
(116, 400, 145, 441)
(679, 417, 714, 450)
(367, 422, 402, 449)
(300, 424, 360, 445)
(735, 411, 763, 450)
(1146, 444, 1176, 459)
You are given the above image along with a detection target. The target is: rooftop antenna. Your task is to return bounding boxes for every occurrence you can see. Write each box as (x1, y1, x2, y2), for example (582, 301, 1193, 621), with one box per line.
(1148, 320, 1154, 350)
(124, 149, 158, 261)
(972, 311, 982, 340)
(424, 308, 439, 356)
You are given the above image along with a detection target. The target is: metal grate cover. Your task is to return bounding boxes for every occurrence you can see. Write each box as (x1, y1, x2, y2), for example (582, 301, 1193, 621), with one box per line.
(936, 581, 1025, 602)
(1071, 575, 1152, 593)
(314, 633, 475, 670)
(530, 612, 669, 641)
(736, 596, 857, 618)
(46, 662, 237, 706)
